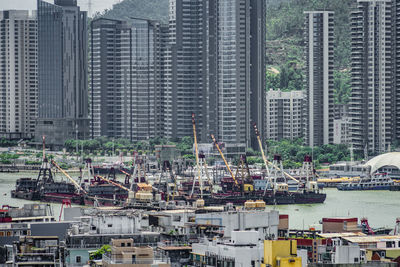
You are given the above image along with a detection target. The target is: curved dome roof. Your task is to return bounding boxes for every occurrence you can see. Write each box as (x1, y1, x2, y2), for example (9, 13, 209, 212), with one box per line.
(364, 152, 400, 174)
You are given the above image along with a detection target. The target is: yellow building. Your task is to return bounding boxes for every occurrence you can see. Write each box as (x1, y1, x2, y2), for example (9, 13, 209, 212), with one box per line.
(262, 240, 302, 267)
(366, 248, 400, 263)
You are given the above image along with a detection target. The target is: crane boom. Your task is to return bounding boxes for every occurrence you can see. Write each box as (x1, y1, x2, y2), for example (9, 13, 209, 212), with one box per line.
(253, 123, 270, 177)
(120, 169, 130, 176)
(96, 175, 132, 192)
(252, 124, 299, 183)
(51, 160, 87, 194)
(210, 134, 238, 185)
(192, 114, 203, 197)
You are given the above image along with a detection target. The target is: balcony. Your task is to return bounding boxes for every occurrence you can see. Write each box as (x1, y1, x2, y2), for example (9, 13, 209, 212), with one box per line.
(15, 253, 56, 264)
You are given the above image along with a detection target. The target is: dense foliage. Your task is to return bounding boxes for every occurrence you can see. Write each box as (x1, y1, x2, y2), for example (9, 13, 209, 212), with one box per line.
(266, 0, 353, 68)
(243, 139, 351, 168)
(266, 0, 353, 103)
(266, 61, 303, 91)
(0, 153, 19, 164)
(0, 138, 18, 147)
(89, 245, 111, 260)
(64, 136, 192, 157)
(333, 70, 351, 105)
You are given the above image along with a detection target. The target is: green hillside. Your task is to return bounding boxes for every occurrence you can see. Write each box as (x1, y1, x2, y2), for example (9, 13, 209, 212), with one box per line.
(266, 0, 353, 68)
(94, 0, 169, 23)
(266, 0, 353, 101)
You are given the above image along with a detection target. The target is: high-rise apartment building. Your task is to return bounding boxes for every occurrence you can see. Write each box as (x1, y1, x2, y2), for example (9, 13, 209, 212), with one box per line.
(165, 0, 208, 141)
(265, 89, 304, 141)
(304, 11, 334, 147)
(215, 0, 266, 148)
(349, 0, 399, 154)
(0, 11, 37, 139)
(90, 18, 165, 141)
(167, 0, 266, 148)
(35, 0, 88, 147)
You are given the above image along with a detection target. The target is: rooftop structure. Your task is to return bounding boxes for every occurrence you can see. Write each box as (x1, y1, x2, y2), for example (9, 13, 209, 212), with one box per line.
(263, 240, 302, 267)
(12, 236, 64, 266)
(322, 217, 360, 233)
(102, 238, 170, 267)
(195, 209, 279, 239)
(192, 231, 264, 266)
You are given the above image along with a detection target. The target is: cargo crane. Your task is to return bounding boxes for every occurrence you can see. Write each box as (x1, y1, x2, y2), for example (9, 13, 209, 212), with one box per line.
(235, 155, 254, 194)
(157, 160, 178, 201)
(299, 155, 319, 192)
(252, 123, 299, 195)
(190, 114, 212, 198)
(51, 160, 88, 195)
(95, 175, 132, 193)
(53, 159, 133, 206)
(35, 136, 55, 194)
(210, 134, 239, 188)
(130, 155, 148, 185)
(269, 154, 289, 193)
(79, 158, 95, 189)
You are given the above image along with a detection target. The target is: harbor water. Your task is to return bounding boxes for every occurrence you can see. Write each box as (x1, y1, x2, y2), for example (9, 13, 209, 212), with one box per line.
(1, 172, 399, 230)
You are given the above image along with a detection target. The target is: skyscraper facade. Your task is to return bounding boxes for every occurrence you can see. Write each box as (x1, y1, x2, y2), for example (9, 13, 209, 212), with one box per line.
(90, 18, 165, 141)
(265, 89, 304, 141)
(165, 0, 208, 141)
(215, 0, 266, 148)
(167, 0, 266, 148)
(349, 0, 399, 154)
(0, 11, 37, 139)
(36, 0, 88, 147)
(304, 11, 334, 147)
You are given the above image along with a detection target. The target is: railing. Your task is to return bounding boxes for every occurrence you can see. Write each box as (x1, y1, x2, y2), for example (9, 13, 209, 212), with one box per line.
(102, 254, 170, 264)
(67, 242, 158, 249)
(157, 241, 191, 248)
(15, 253, 55, 262)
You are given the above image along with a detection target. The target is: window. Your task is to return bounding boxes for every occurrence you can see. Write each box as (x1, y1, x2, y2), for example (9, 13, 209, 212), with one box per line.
(107, 224, 112, 227)
(121, 243, 125, 247)
(76, 256, 81, 263)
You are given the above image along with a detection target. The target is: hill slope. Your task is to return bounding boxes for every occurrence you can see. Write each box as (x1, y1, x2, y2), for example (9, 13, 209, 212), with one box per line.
(266, 0, 353, 69)
(95, 0, 169, 23)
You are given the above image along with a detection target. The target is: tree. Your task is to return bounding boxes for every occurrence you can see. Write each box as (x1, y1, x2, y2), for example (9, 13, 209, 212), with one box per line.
(89, 245, 111, 260)
(333, 70, 351, 104)
(177, 136, 193, 154)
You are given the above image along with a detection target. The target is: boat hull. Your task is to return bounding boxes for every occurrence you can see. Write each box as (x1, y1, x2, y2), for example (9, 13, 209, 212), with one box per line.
(337, 185, 392, 191)
(202, 191, 326, 206)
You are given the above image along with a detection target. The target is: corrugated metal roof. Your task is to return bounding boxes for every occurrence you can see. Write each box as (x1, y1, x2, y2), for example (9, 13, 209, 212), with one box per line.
(343, 235, 400, 243)
(318, 232, 366, 239)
